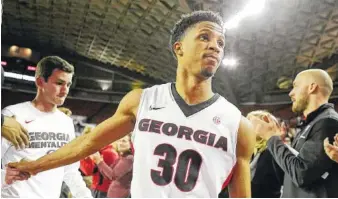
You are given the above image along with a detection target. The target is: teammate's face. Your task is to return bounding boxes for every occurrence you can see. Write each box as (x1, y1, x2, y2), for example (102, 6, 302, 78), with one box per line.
(289, 74, 309, 114)
(177, 21, 225, 79)
(39, 69, 73, 106)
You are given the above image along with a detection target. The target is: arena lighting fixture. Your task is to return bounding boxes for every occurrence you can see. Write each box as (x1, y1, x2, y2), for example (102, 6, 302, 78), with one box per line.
(224, 0, 265, 30)
(96, 80, 112, 91)
(9, 45, 19, 53)
(222, 58, 237, 67)
(100, 83, 111, 91)
(4, 72, 35, 82)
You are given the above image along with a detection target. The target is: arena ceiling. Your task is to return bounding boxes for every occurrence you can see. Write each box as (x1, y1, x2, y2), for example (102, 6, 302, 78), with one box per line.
(2, 0, 338, 106)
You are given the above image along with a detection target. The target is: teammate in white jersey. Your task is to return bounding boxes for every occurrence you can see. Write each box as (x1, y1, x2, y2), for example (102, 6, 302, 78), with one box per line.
(1, 56, 92, 198)
(10, 11, 255, 197)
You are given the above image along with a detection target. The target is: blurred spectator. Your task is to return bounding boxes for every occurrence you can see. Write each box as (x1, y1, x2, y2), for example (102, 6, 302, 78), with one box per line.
(247, 110, 284, 198)
(80, 126, 119, 198)
(96, 135, 133, 198)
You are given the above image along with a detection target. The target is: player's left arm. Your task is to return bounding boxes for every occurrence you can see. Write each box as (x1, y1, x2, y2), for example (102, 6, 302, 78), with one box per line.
(63, 162, 93, 198)
(228, 116, 255, 198)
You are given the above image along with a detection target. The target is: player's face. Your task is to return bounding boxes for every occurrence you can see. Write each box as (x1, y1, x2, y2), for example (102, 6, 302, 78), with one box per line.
(39, 69, 73, 106)
(179, 21, 225, 79)
(289, 74, 309, 114)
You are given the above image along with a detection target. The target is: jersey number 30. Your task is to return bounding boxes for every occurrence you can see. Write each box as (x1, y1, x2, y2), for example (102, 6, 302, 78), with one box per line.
(151, 143, 202, 192)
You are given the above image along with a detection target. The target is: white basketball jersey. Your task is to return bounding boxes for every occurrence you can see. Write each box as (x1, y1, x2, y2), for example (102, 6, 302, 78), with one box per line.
(131, 83, 242, 197)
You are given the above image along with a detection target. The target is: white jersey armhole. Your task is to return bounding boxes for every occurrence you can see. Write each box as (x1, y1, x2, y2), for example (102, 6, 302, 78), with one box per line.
(232, 112, 242, 164)
(131, 89, 147, 143)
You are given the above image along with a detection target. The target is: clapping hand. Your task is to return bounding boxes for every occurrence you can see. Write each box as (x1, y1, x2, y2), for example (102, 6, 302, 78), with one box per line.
(249, 115, 281, 140)
(324, 134, 338, 163)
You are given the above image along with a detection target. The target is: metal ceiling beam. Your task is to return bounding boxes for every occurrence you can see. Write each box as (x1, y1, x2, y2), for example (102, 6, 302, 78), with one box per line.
(2, 83, 125, 104)
(1, 39, 165, 85)
(240, 85, 338, 106)
(310, 53, 338, 70)
(64, 55, 163, 85)
(98, 0, 133, 61)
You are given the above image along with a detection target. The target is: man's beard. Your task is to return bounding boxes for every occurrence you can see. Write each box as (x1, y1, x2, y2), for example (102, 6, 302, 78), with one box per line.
(200, 68, 214, 78)
(292, 95, 308, 114)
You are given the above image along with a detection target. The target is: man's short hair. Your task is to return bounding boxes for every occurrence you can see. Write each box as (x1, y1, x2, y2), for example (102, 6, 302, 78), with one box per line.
(35, 56, 74, 81)
(169, 10, 225, 58)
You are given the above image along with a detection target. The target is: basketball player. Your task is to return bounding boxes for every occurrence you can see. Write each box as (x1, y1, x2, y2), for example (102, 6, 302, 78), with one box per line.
(9, 11, 255, 197)
(1, 56, 92, 198)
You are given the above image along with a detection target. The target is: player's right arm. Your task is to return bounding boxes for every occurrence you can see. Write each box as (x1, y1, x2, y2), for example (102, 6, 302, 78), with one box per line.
(9, 89, 143, 175)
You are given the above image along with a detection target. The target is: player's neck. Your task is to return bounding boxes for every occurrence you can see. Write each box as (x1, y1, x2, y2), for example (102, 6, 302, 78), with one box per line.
(32, 95, 57, 113)
(303, 96, 328, 117)
(176, 71, 214, 105)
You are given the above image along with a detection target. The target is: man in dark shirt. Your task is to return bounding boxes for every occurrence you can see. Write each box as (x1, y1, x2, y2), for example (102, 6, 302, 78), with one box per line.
(251, 69, 338, 197)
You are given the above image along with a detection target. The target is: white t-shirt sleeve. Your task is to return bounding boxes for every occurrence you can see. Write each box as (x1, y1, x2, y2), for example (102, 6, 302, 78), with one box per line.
(63, 118, 92, 198)
(2, 107, 15, 117)
(63, 162, 92, 198)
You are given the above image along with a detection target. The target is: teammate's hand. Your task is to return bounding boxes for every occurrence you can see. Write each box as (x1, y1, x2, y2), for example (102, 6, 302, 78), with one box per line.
(2, 116, 29, 149)
(324, 134, 338, 163)
(250, 115, 281, 140)
(5, 166, 30, 185)
(8, 159, 39, 176)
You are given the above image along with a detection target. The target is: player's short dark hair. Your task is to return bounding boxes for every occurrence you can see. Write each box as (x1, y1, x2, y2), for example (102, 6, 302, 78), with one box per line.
(169, 10, 225, 58)
(36, 56, 74, 81)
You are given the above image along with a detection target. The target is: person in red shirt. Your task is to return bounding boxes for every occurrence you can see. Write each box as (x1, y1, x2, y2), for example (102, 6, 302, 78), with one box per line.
(80, 127, 119, 198)
(95, 135, 133, 198)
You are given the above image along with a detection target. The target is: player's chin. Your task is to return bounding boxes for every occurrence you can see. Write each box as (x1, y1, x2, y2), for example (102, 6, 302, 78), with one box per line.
(201, 66, 217, 78)
(55, 98, 66, 106)
(200, 70, 214, 79)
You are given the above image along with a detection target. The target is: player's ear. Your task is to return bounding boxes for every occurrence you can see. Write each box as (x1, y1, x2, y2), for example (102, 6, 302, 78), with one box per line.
(262, 115, 270, 123)
(35, 76, 45, 89)
(173, 42, 183, 57)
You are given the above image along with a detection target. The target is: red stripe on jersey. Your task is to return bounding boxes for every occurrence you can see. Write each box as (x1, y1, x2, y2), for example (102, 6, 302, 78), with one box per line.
(221, 165, 235, 190)
(130, 141, 135, 155)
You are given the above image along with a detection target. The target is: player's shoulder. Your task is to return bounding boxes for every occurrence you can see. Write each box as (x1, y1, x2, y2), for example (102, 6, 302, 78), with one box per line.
(142, 83, 171, 98)
(143, 83, 171, 93)
(3, 101, 31, 110)
(54, 111, 75, 132)
(55, 109, 73, 122)
(2, 101, 31, 115)
(140, 83, 171, 105)
(216, 95, 241, 113)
